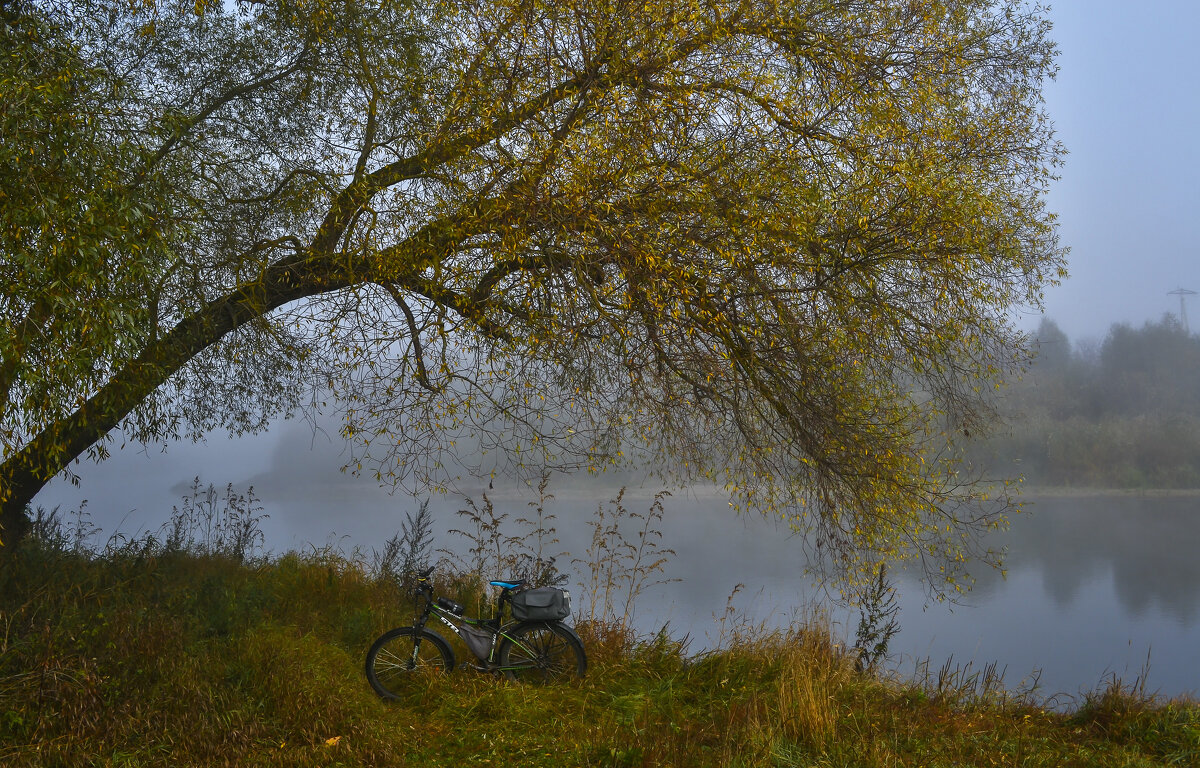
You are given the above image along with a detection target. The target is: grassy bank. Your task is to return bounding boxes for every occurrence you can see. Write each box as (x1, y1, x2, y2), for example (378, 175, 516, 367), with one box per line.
(2, 527, 1198, 767)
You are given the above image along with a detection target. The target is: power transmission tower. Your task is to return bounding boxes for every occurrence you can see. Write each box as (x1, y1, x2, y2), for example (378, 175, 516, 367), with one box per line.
(1168, 287, 1197, 333)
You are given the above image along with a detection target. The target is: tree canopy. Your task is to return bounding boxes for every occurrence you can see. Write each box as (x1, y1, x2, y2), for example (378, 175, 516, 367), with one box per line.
(0, 0, 1064, 591)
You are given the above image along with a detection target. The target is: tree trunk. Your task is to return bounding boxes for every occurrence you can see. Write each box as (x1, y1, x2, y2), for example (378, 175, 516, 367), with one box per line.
(0, 264, 332, 549)
(0, 500, 30, 549)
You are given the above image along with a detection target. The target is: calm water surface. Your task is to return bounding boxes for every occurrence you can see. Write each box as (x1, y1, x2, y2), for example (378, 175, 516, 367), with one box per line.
(33, 424, 1200, 705)
(557, 490, 1200, 705)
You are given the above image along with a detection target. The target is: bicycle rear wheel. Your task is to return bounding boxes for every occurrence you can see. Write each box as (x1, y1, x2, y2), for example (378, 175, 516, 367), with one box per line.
(496, 621, 586, 683)
(365, 626, 454, 699)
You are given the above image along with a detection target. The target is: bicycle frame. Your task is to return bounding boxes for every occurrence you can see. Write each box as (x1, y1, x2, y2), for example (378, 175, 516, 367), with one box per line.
(411, 576, 537, 671)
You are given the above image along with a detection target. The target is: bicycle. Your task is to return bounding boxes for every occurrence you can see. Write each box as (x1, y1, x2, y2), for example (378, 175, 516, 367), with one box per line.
(365, 566, 587, 699)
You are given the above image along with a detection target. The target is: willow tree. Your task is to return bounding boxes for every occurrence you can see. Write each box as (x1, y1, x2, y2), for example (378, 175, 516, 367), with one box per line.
(1, 0, 1063, 589)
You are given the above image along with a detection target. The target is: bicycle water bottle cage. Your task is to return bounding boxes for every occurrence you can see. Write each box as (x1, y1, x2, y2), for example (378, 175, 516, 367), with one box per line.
(489, 580, 523, 590)
(436, 597, 465, 615)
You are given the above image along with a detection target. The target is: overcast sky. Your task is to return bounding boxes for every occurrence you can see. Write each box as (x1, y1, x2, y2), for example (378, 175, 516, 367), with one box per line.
(1040, 0, 1200, 341)
(31, 0, 1200, 535)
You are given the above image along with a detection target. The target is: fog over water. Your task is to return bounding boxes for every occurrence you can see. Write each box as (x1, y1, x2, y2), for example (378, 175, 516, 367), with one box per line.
(33, 418, 1200, 705)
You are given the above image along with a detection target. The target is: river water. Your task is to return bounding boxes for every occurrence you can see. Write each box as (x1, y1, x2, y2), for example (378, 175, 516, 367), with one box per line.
(30, 422, 1200, 705)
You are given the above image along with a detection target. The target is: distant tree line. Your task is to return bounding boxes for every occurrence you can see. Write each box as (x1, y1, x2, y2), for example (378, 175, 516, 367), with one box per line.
(972, 316, 1200, 489)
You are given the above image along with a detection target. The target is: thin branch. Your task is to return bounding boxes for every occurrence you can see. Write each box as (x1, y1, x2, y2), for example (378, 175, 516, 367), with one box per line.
(134, 40, 314, 187)
(383, 283, 441, 393)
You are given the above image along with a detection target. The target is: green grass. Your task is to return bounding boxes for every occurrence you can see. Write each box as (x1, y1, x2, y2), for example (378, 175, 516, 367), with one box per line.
(2, 540, 1197, 766)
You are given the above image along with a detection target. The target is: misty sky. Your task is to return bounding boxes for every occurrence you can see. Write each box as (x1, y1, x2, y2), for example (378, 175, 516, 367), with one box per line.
(32, 0, 1200, 529)
(1041, 0, 1200, 341)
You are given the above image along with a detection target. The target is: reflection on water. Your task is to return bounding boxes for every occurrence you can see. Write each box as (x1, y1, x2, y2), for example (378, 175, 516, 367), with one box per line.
(1002, 496, 1200, 624)
(32, 425, 1200, 703)
(890, 494, 1200, 702)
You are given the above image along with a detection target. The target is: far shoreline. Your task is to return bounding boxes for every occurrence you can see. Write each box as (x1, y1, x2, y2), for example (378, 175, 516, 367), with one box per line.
(1017, 485, 1200, 498)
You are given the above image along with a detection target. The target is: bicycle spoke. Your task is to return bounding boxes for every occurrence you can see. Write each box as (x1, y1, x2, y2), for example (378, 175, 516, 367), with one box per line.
(498, 623, 586, 682)
(366, 627, 454, 699)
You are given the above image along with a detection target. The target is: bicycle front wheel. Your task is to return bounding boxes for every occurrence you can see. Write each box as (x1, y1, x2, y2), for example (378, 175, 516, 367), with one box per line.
(496, 621, 587, 683)
(365, 627, 454, 699)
